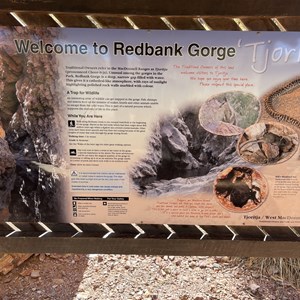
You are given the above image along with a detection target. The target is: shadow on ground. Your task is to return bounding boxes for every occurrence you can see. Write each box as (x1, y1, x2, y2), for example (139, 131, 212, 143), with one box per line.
(0, 254, 89, 300)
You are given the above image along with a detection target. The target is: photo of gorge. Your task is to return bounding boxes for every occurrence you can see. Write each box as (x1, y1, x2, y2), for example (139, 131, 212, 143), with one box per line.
(0, 27, 68, 222)
(130, 103, 246, 198)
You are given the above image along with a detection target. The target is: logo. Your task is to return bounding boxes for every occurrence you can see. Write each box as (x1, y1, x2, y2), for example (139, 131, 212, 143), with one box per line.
(68, 120, 76, 127)
(72, 201, 77, 216)
(69, 149, 77, 156)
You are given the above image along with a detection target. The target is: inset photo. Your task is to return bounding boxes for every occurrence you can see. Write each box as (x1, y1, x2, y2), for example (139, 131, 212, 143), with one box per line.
(199, 91, 260, 136)
(214, 166, 268, 212)
(237, 122, 299, 165)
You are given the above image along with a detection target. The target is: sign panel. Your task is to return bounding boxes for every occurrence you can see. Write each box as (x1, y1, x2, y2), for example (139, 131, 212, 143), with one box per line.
(0, 27, 300, 225)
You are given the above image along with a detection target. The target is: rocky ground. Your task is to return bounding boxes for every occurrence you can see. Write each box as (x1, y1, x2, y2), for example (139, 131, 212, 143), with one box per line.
(0, 254, 299, 300)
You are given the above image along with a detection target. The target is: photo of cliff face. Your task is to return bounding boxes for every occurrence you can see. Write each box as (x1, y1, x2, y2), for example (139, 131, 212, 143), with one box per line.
(131, 103, 245, 197)
(0, 27, 68, 222)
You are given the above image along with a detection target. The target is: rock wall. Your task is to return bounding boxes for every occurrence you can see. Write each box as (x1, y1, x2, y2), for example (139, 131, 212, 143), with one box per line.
(0, 139, 16, 173)
(0, 27, 68, 222)
(160, 116, 201, 171)
(131, 123, 162, 178)
(0, 168, 15, 222)
(0, 37, 23, 129)
(0, 27, 68, 167)
(8, 163, 66, 222)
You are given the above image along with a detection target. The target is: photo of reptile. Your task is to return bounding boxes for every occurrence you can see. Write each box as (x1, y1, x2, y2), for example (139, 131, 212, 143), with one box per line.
(263, 77, 300, 128)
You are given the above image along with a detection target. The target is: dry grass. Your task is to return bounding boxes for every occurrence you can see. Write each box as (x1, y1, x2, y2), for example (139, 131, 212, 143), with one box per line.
(245, 257, 300, 290)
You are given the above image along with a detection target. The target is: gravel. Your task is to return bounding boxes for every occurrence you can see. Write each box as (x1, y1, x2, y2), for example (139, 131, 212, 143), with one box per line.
(0, 254, 299, 300)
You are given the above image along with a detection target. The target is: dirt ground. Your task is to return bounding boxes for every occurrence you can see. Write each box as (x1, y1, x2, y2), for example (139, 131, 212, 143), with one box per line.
(0, 254, 299, 300)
